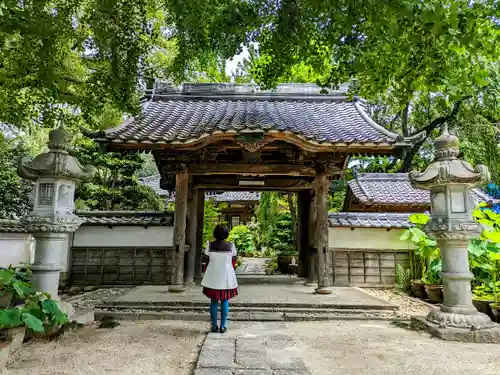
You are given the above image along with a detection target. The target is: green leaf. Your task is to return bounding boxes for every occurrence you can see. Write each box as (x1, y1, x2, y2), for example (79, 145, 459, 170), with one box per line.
(41, 300, 68, 325)
(0, 269, 13, 285)
(409, 213, 430, 225)
(12, 280, 31, 297)
(21, 313, 44, 332)
(0, 308, 22, 328)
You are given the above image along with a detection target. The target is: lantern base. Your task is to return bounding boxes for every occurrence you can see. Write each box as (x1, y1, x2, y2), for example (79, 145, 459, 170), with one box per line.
(411, 314, 500, 344)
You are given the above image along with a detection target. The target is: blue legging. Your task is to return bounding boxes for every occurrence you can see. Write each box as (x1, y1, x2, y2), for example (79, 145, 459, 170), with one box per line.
(210, 299, 229, 329)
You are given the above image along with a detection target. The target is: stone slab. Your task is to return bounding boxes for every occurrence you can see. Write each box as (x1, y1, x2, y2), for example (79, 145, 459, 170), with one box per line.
(272, 371, 312, 375)
(110, 284, 396, 310)
(194, 369, 233, 375)
(412, 316, 500, 343)
(235, 370, 272, 375)
(235, 338, 269, 369)
(197, 338, 235, 368)
(267, 347, 307, 370)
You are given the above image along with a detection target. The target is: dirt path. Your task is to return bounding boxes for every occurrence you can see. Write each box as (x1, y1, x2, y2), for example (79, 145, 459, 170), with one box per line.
(6, 321, 207, 375)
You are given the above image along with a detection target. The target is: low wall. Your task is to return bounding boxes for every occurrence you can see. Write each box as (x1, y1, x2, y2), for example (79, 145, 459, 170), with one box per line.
(70, 224, 174, 285)
(0, 231, 35, 268)
(329, 226, 414, 287)
(1, 212, 414, 287)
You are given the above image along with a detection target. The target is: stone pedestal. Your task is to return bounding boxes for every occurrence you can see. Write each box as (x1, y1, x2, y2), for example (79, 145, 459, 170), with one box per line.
(30, 232, 67, 300)
(18, 125, 96, 314)
(409, 124, 499, 341)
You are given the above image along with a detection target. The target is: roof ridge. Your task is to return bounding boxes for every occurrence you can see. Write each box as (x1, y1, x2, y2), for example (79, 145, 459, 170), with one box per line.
(356, 173, 410, 181)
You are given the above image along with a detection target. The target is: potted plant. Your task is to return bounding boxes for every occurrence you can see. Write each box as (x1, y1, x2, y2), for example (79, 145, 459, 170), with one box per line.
(422, 258, 443, 304)
(472, 284, 496, 318)
(472, 204, 500, 322)
(267, 213, 298, 274)
(400, 214, 438, 299)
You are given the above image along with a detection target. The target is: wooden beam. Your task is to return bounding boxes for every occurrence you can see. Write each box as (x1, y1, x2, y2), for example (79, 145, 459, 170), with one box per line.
(194, 189, 205, 283)
(315, 172, 333, 294)
(298, 190, 310, 278)
(169, 165, 188, 292)
(188, 163, 317, 177)
(184, 188, 198, 285)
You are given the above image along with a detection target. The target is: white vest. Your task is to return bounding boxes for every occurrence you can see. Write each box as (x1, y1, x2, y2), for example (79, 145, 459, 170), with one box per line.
(201, 242, 238, 290)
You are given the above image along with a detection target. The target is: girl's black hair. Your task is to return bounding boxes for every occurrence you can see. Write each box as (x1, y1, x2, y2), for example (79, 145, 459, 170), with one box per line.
(213, 224, 229, 241)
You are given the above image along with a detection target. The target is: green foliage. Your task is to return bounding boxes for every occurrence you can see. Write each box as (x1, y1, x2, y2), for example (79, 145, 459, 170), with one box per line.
(395, 264, 412, 293)
(0, 0, 170, 131)
(0, 267, 67, 332)
(472, 206, 500, 303)
(203, 199, 227, 244)
(265, 254, 279, 275)
(256, 192, 279, 248)
(268, 213, 296, 255)
(400, 213, 439, 280)
(228, 225, 256, 256)
(71, 137, 162, 211)
(0, 266, 32, 308)
(0, 135, 34, 219)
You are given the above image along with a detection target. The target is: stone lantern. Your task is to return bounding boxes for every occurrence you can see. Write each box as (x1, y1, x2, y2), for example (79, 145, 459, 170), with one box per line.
(18, 125, 96, 303)
(409, 124, 500, 342)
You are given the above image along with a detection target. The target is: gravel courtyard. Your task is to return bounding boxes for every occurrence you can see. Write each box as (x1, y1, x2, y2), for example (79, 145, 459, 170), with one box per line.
(6, 321, 207, 375)
(6, 319, 500, 375)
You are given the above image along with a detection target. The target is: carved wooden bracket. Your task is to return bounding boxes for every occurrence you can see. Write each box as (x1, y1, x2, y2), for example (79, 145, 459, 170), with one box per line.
(235, 139, 271, 152)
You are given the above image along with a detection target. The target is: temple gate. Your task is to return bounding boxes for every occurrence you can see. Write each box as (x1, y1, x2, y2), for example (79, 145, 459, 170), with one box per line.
(89, 82, 418, 294)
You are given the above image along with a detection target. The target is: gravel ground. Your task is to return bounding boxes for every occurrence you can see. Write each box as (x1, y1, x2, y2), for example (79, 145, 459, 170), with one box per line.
(62, 288, 132, 310)
(6, 321, 207, 375)
(359, 288, 432, 319)
(285, 320, 500, 375)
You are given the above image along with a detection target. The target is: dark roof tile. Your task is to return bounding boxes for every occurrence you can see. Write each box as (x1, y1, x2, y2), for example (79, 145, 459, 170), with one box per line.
(329, 212, 412, 229)
(348, 173, 494, 207)
(102, 83, 406, 145)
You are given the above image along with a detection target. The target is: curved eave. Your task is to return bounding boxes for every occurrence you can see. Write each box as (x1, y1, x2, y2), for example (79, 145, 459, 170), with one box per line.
(92, 130, 408, 155)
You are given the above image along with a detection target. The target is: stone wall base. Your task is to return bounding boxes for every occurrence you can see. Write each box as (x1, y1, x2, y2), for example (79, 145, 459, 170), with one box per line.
(411, 316, 500, 343)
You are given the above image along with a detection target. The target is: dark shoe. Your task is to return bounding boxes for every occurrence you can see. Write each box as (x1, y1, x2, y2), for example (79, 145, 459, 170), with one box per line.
(220, 327, 227, 334)
(211, 326, 219, 333)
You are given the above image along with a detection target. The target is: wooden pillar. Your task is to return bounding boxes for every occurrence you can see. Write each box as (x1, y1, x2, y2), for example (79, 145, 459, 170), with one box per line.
(304, 191, 318, 286)
(169, 165, 188, 292)
(194, 189, 205, 283)
(184, 187, 198, 285)
(297, 190, 310, 278)
(315, 169, 332, 294)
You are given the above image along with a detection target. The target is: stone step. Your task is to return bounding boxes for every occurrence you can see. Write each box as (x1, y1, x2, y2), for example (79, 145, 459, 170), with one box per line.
(96, 304, 394, 314)
(94, 309, 402, 322)
(236, 275, 305, 285)
(101, 300, 397, 311)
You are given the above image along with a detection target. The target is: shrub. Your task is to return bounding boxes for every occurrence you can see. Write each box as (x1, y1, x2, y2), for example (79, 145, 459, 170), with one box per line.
(228, 225, 256, 256)
(268, 213, 296, 255)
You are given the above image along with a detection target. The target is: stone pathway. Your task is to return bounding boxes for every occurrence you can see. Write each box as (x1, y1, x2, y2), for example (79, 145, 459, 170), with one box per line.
(195, 332, 310, 375)
(236, 257, 269, 275)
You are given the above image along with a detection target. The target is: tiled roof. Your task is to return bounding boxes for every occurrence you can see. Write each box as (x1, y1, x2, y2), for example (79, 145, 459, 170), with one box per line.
(77, 211, 173, 226)
(329, 212, 412, 229)
(0, 213, 174, 232)
(140, 174, 261, 202)
(348, 173, 494, 207)
(97, 83, 412, 146)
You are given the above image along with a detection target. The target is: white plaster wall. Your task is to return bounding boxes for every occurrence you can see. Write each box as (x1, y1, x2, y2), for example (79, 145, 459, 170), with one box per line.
(328, 227, 414, 250)
(0, 233, 35, 268)
(72, 226, 174, 248)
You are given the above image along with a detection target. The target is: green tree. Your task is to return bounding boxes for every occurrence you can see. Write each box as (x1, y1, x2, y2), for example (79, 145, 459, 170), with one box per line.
(0, 135, 33, 219)
(71, 136, 163, 211)
(203, 198, 228, 244)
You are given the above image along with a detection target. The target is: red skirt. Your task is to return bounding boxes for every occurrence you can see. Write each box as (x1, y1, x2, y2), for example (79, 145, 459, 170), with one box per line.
(203, 287, 238, 301)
